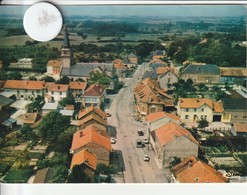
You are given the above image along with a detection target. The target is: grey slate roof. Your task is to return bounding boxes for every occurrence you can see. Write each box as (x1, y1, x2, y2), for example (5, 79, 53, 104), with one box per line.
(149, 63, 165, 69)
(0, 94, 14, 107)
(222, 98, 247, 111)
(61, 62, 113, 77)
(182, 64, 220, 75)
(142, 70, 158, 79)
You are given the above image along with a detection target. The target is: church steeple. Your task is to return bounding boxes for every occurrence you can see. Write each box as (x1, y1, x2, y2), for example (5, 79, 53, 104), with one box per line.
(61, 25, 71, 68)
(63, 25, 70, 48)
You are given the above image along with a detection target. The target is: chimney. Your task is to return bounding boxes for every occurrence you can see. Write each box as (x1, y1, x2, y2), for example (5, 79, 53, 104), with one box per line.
(196, 99, 199, 103)
(80, 131, 83, 137)
(58, 85, 60, 89)
(24, 114, 28, 119)
(188, 161, 192, 168)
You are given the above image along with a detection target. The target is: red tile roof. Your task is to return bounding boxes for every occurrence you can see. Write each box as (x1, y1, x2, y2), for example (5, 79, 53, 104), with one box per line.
(4, 80, 45, 90)
(155, 122, 198, 146)
(172, 156, 227, 183)
(22, 112, 39, 124)
(146, 112, 180, 123)
(156, 67, 176, 76)
(70, 149, 97, 170)
(70, 125, 111, 152)
(69, 82, 87, 90)
(179, 98, 213, 109)
(213, 102, 224, 113)
(78, 105, 107, 120)
(66, 104, 75, 110)
(47, 60, 62, 67)
(77, 113, 107, 127)
(48, 84, 69, 92)
(234, 123, 247, 133)
(83, 84, 105, 97)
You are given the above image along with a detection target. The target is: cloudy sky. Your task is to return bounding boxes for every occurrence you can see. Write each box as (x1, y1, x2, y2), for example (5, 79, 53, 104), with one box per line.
(0, 5, 246, 17)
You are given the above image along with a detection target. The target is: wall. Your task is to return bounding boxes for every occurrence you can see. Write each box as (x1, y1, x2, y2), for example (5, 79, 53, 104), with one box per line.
(158, 71, 178, 89)
(182, 74, 220, 84)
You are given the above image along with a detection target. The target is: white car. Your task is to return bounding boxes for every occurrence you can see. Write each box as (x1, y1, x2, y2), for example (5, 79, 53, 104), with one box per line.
(142, 154, 150, 162)
(142, 137, 149, 144)
(111, 137, 116, 144)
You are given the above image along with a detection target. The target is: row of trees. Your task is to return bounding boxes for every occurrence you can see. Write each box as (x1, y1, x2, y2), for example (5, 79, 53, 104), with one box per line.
(167, 33, 246, 67)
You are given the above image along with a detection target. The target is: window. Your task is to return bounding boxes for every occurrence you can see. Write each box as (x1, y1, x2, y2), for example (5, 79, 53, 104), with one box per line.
(185, 115, 189, 119)
(186, 108, 189, 112)
(92, 97, 97, 102)
(32, 91, 34, 95)
(52, 91, 54, 95)
(151, 107, 156, 113)
(25, 90, 28, 93)
(243, 116, 247, 119)
(168, 78, 171, 83)
(234, 116, 238, 118)
(194, 108, 197, 112)
(60, 92, 62, 95)
(201, 108, 204, 112)
(204, 115, 207, 120)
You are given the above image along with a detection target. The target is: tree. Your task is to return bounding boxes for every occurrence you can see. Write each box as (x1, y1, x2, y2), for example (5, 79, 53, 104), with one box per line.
(58, 94, 75, 107)
(174, 50, 188, 63)
(40, 75, 56, 82)
(89, 71, 111, 85)
(51, 165, 69, 183)
(37, 111, 70, 142)
(197, 119, 209, 130)
(68, 165, 91, 183)
(27, 95, 44, 112)
(75, 78, 86, 82)
(56, 76, 70, 84)
(28, 76, 37, 81)
(7, 72, 22, 80)
(19, 125, 35, 140)
(96, 163, 117, 182)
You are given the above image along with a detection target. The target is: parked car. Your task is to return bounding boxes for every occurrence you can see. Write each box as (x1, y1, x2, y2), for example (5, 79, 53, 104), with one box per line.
(136, 139, 144, 148)
(111, 137, 116, 144)
(137, 130, 144, 136)
(142, 154, 150, 161)
(142, 137, 149, 144)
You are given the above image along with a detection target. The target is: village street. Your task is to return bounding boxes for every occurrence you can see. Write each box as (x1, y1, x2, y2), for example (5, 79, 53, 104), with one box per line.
(107, 63, 168, 183)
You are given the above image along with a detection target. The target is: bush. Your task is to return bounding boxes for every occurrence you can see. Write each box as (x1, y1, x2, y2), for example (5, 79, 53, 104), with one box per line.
(27, 152, 43, 159)
(4, 169, 33, 183)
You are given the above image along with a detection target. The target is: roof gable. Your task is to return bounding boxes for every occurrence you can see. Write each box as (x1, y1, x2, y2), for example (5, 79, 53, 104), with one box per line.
(155, 122, 198, 146)
(146, 112, 180, 123)
(172, 156, 227, 183)
(70, 125, 111, 152)
(78, 106, 107, 120)
(77, 113, 107, 127)
(70, 149, 97, 170)
(83, 84, 105, 97)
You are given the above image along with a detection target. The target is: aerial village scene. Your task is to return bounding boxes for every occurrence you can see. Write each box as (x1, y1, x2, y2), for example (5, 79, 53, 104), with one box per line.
(0, 5, 246, 184)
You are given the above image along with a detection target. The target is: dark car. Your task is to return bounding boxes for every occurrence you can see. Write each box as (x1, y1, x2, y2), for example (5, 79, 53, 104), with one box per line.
(137, 130, 144, 136)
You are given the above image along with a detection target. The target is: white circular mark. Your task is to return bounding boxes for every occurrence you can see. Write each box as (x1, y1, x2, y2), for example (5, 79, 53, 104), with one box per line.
(23, 2, 63, 42)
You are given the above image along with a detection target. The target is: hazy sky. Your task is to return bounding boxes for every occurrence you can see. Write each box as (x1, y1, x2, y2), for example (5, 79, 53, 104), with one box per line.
(0, 5, 246, 17)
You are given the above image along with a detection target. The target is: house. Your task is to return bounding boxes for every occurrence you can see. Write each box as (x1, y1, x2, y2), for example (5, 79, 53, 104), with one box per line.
(0, 94, 14, 130)
(222, 98, 247, 124)
(220, 67, 247, 84)
(33, 167, 55, 183)
(177, 98, 224, 123)
(47, 60, 62, 75)
(128, 53, 138, 64)
(146, 112, 181, 150)
(18, 112, 41, 125)
(171, 156, 228, 183)
(77, 113, 107, 131)
(113, 60, 128, 79)
(4, 80, 45, 100)
(181, 64, 220, 84)
(70, 149, 97, 182)
(70, 125, 112, 165)
(41, 102, 58, 116)
(9, 58, 33, 69)
(156, 67, 178, 90)
(152, 50, 166, 60)
(46, 84, 69, 102)
(231, 123, 247, 137)
(82, 84, 106, 109)
(154, 122, 198, 167)
(69, 81, 87, 102)
(134, 78, 174, 120)
(61, 62, 113, 81)
(77, 105, 107, 120)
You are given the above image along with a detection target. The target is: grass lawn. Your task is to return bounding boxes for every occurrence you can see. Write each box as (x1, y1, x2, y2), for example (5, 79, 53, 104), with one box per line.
(3, 169, 33, 183)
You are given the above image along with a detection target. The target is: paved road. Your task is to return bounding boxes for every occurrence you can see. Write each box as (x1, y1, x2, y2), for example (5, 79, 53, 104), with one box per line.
(107, 63, 168, 183)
